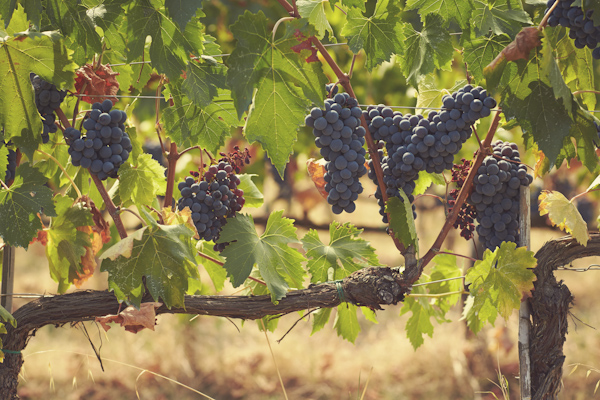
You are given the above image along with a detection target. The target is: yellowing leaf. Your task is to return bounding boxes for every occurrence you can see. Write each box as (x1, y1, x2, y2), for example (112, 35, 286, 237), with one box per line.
(539, 190, 589, 246)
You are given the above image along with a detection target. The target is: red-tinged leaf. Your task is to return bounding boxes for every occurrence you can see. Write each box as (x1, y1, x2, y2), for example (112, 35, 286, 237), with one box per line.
(74, 63, 120, 105)
(485, 27, 541, 74)
(291, 30, 319, 63)
(307, 158, 328, 200)
(96, 302, 162, 334)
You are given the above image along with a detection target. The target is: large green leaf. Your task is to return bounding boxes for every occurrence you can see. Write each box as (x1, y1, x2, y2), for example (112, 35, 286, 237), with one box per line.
(0, 8, 76, 159)
(462, 34, 511, 83)
(126, 0, 204, 80)
(539, 190, 589, 246)
(166, 0, 203, 30)
(297, 0, 334, 40)
(415, 74, 467, 114)
(227, 14, 327, 176)
(405, 0, 474, 28)
(398, 14, 454, 87)
(334, 303, 360, 343)
(217, 211, 306, 301)
(341, 0, 404, 71)
(464, 242, 536, 333)
(195, 241, 227, 292)
(46, 196, 93, 293)
(301, 221, 379, 284)
(471, 0, 532, 38)
(162, 84, 239, 153)
(118, 153, 167, 207)
(44, 0, 124, 64)
(385, 195, 418, 252)
(237, 174, 264, 208)
(0, 163, 56, 248)
(182, 56, 228, 108)
(100, 210, 200, 308)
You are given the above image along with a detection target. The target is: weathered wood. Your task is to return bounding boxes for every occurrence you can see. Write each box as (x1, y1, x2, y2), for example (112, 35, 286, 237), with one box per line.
(518, 185, 532, 400)
(530, 233, 600, 399)
(0, 266, 408, 399)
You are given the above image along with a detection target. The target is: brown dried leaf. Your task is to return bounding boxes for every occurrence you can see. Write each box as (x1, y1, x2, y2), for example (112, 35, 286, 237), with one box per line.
(75, 63, 120, 105)
(307, 158, 328, 200)
(81, 195, 111, 244)
(73, 226, 97, 287)
(96, 302, 162, 334)
(486, 27, 541, 71)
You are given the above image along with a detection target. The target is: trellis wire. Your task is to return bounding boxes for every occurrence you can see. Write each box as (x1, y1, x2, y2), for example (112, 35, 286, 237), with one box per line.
(73, 93, 600, 113)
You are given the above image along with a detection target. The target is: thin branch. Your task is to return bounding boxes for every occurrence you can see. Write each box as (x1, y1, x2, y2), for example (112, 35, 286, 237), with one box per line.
(179, 145, 201, 158)
(72, 82, 87, 127)
(55, 107, 71, 130)
(406, 290, 467, 298)
(413, 193, 444, 204)
(197, 251, 224, 266)
(272, 17, 295, 42)
(538, 0, 561, 30)
(334, 4, 347, 15)
(35, 149, 82, 199)
(573, 90, 600, 96)
(412, 276, 465, 287)
(348, 54, 357, 78)
(277, 308, 318, 343)
(120, 208, 147, 226)
(435, 250, 477, 262)
(571, 188, 600, 202)
(154, 76, 167, 156)
(90, 174, 127, 239)
(163, 142, 179, 210)
(260, 319, 289, 400)
(275, 0, 295, 14)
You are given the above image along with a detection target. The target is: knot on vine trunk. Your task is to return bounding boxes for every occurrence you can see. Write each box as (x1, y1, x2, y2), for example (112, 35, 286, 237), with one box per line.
(342, 267, 408, 309)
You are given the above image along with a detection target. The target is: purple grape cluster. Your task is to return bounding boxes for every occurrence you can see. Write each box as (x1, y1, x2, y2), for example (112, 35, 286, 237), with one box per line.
(470, 141, 533, 251)
(177, 161, 245, 251)
(365, 84, 497, 223)
(546, 0, 600, 59)
(30, 74, 66, 143)
(305, 92, 368, 214)
(65, 99, 132, 180)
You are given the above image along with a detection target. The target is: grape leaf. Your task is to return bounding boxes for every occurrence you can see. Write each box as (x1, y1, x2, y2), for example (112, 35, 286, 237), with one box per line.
(428, 253, 463, 313)
(334, 303, 360, 343)
(237, 174, 264, 208)
(341, 0, 404, 71)
(0, 10, 76, 159)
(0, 163, 56, 248)
(195, 241, 227, 292)
(228, 15, 327, 176)
(550, 28, 596, 111)
(471, 0, 532, 38)
(118, 153, 167, 207)
(498, 40, 598, 171)
(217, 211, 306, 301)
(0, 0, 18, 28)
(413, 171, 446, 196)
(0, 145, 8, 182)
(126, 0, 204, 80)
(182, 56, 228, 108)
(416, 74, 468, 115)
(385, 195, 418, 252)
(165, 0, 203, 30)
(581, 0, 600, 26)
(405, 0, 474, 28)
(398, 14, 454, 87)
(297, 0, 334, 40)
(404, 291, 435, 349)
(464, 242, 536, 333)
(162, 84, 239, 153)
(301, 221, 379, 284)
(587, 173, 600, 191)
(463, 34, 512, 83)
(311, 307, 332, 335)
(46, 196, 93, 293)
(100, 210, 200, 308)
(539, 190, 589, 246)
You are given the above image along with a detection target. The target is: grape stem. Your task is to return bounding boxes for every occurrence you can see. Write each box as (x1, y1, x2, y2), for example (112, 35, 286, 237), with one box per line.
(406, 290, 467, 298)
(413, 193, 444, 204)
(55, 108, 70, 132)
(179, 145, 201, 158)
(90, 173, 128, 239)
(163, 142, 179, 211)
(570, 187, 600, 202)
(434, 250, 477, 262)
(407, 109, 503, 284)
(411, 275, 465, 287)
(197, 251, 268, 286)
(154, 77, 168, 157)
(72, 82, 87, 127)
(538, 0, 561, 31)
(310, 37, 406, 254)
(35, 149, 82, 199)
(272, 17, 295, 42)
(120, 208, 147, 226)
(573, 90, 600, 96)
(0, 179, 9, 190)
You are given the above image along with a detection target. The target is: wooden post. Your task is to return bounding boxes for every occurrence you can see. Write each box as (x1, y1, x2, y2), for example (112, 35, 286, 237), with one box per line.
(1, 246, 15, 312)
(518, 185, 532, 400)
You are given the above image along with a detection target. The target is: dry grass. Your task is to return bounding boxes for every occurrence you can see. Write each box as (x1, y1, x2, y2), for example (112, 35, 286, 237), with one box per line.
(9, 179, 600, 400)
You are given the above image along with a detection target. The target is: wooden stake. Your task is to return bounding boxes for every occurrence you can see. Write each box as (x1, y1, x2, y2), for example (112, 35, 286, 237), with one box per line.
(518, 185, 532, 400)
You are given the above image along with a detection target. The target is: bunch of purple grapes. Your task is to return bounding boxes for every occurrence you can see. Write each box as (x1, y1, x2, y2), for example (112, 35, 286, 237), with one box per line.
(365, 84, 497, 222)
(469, 141, 533, 250)
(545, 0, 600, 59)
(1, 140, 16, 184)
(305, 92, 368, 214)
(177, 161, 246, 251)
(65, 99, 132, 180)
(30, 74, 66, 143)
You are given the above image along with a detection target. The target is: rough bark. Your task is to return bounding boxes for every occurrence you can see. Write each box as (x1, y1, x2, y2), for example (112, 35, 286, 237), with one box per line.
(530, 232, 600, 400)
(0, 266, 407, 399)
